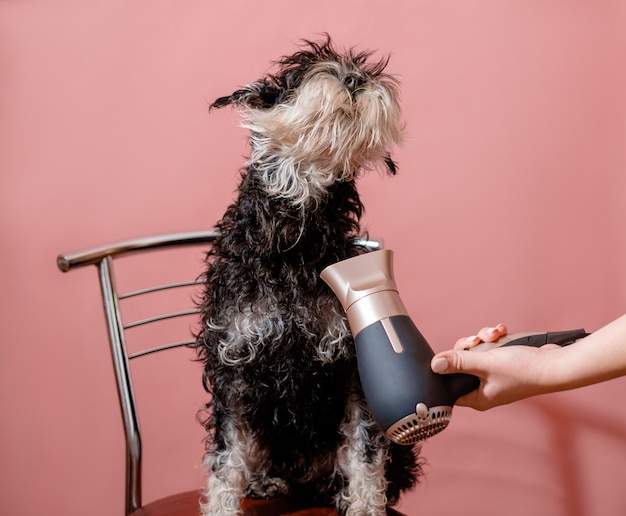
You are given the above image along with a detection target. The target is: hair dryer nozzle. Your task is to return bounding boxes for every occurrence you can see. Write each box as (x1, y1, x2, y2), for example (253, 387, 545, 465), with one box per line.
(321, 249, 409, 335)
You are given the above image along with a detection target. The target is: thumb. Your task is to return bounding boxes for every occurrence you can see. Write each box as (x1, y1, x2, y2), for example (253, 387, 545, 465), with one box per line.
(431, 350, 487, 377)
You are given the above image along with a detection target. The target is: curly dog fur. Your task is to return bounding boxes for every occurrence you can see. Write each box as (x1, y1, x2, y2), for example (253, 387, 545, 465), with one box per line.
(193, 36, 422, 515)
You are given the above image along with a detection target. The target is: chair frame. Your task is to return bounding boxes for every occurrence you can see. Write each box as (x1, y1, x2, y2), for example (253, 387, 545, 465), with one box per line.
(58, 230, 219, 515)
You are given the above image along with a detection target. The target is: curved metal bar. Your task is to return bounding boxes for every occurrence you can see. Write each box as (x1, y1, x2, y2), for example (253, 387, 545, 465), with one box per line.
(57, 230, 381, 273)
(129, 340, 196, 360)
(123, 309, 200, 330)
(354, 238, 383, 250)
(119, 280, 201, 300)
(57, 229, 219, 272)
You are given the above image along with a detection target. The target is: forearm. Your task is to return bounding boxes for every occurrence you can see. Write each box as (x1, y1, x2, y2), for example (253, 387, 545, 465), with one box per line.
(544, 314, 626, 392)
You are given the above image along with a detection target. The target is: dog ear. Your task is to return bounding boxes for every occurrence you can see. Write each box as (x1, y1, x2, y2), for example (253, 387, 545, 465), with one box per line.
(384, 155, 398, 175)
(210, 80, 281, 110)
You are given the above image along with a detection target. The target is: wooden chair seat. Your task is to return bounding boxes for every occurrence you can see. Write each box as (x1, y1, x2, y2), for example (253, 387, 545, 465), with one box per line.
(131, 490, 407, 516)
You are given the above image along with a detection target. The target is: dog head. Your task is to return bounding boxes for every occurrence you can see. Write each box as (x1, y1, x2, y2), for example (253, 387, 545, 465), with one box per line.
(211, 35, 403, 206)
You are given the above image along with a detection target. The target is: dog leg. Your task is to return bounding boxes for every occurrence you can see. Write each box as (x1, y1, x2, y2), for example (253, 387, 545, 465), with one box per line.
(336, 395, 389, 516)
(201, 421, 250, 516)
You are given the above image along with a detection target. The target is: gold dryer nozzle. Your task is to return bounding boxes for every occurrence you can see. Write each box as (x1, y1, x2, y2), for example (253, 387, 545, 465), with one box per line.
(320, 250, 409, 336)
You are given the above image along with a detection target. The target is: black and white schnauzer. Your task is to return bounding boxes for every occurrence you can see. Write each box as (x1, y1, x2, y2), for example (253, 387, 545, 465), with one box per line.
(193, 36, 422, 515)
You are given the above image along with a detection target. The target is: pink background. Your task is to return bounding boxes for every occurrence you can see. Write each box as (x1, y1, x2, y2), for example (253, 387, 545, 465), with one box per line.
(2, 1, 626, 515)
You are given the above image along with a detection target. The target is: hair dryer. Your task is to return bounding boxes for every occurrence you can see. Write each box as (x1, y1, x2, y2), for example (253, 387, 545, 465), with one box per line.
(320, 250, 587, 445)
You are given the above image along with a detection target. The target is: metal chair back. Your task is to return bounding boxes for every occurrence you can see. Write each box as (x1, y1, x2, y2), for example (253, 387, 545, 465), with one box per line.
(57, 230, 218, 515)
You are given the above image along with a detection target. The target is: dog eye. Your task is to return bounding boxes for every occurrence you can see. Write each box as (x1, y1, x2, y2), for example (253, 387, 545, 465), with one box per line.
(342, 73, 364, 92)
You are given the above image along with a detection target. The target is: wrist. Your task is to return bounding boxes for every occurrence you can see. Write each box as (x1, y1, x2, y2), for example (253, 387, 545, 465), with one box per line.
(520, 346, 571, 397)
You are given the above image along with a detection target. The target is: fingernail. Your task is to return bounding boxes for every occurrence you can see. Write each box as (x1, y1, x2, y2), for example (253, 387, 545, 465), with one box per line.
(486, 327, 497, 335)
(466, 335, 478, 342)
(431, 357, 449, 373)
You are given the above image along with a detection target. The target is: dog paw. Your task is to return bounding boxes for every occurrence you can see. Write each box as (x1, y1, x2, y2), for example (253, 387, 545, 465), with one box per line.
(246, 476, 290, 499)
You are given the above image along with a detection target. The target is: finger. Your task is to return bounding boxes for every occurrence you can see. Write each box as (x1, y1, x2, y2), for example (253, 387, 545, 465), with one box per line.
(477, 326, 498, 342)
(431, 354, 450, 373)
(477, 324, 507, 343)
(431, 349, 486, 376)
(454, 335, 481, 350)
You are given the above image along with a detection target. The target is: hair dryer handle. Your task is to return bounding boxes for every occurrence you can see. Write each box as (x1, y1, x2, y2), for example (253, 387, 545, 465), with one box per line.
(446, 372, 480, 401)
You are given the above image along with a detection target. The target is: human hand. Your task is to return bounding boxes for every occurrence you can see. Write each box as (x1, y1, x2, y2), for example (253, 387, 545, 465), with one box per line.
(431, 324, 562, 410)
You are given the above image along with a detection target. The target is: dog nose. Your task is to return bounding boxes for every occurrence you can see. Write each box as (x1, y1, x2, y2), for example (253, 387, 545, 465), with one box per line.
(342, 72, 365, 94)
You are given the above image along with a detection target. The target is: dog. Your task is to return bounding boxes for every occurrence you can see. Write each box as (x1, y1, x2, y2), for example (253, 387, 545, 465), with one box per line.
(193, 35, 422, 515)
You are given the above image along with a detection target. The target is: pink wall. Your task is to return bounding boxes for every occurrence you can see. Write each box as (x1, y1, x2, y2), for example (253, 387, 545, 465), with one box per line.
(2, 1, 625, 515)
